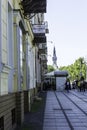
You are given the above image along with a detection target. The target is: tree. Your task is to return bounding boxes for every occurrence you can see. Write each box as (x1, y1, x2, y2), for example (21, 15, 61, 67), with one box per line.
(47, 65, 55, 72)
(59, 57, 86, 81)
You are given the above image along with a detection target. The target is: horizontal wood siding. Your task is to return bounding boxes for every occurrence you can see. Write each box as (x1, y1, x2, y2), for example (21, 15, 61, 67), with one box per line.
(16, 92, 24, 125)
(0, 93, 16, 130)
(24, 91, 29, 113)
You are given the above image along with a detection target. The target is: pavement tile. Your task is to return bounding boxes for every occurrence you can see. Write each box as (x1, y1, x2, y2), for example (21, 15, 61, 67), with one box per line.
(43, 91, 87, 130)
(73, 127, 87, 130)
(56, 127, 71, 130)
(43, 128, 57, 130)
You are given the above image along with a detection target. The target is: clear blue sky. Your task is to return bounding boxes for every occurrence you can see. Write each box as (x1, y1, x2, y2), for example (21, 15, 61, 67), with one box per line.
(45, 0, 87, 67)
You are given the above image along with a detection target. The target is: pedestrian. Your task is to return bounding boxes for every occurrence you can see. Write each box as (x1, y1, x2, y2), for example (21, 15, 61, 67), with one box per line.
(77, 80, 80, 91)
(65, 78, 71, 92)
(80, 76, 85, 92)
(75, 75, 79, 89)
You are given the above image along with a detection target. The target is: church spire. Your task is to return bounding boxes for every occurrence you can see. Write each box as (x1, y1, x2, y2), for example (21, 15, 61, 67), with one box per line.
(52, 46, 58, 69)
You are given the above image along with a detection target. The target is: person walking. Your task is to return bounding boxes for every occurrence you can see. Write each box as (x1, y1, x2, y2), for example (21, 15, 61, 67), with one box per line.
(79, 76, 85, 92)
(65, 78, 71, 92)
(75, 75, 79, 89)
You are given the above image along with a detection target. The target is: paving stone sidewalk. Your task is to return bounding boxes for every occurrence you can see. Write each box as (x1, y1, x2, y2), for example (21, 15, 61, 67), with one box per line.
(15, 90, 87, 130)
(43, 90, 87, 130)
(15, 91, 47, 130)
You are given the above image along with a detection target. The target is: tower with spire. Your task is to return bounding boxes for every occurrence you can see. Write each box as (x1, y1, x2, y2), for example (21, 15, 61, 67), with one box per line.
(52, 46, 58, 69)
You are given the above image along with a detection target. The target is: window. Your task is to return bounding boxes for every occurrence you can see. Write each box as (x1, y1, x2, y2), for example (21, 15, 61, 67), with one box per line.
(19, 29, 23, 84)
(0, 116, 4, 130)
(20, 29, 23, 72)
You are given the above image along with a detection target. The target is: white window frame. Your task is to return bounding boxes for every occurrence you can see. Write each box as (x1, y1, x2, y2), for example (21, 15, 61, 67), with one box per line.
(19, 28, 23, 77)
(7, 2, 13, 66)
(7, 2, 14, 92)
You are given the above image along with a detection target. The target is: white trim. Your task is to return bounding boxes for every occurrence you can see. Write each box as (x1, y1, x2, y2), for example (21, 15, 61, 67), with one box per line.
(16, 26, 22, 91)
(8, 0, 13, 8)
(0, 0, 2, 94)
(0, 0, 2, 65)
(7, 1, 14, 92)
(1, 64, 11, 74)
(1, 70, 9, 74)
(7, 2, 13, 66)
(3, 64, 12, 69)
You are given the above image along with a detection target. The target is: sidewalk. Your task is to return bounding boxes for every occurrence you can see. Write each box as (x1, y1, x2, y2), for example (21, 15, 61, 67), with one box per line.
(15, 91, 47, 130)
(16, 90, 87, 130)
(43, 90, 87, 130)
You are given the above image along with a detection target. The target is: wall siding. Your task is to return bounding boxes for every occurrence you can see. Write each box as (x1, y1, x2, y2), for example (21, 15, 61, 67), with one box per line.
(0, 93, 16, 130)
(0, 92, 25, 130)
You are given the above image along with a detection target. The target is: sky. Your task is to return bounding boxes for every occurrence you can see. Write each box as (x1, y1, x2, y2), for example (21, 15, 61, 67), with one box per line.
(45, 0, 87, 67)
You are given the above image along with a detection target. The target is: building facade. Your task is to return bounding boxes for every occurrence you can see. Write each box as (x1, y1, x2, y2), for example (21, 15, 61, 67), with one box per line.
(0, 0, 48, 130)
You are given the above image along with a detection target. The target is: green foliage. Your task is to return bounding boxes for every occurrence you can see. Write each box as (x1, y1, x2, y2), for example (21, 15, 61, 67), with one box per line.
(47, 65, 55, 72)
(59, 57, 86, 81)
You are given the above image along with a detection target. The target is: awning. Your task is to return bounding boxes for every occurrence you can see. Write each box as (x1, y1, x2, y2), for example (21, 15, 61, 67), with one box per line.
(44, 71, 55, 77)
(20, 0, 47, 14)
(45, 70, 68, 77)
(54, 70, 68, 77)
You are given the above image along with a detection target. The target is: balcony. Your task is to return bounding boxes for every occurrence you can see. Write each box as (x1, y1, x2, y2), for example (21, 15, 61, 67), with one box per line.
(20, 0, 47, 14)
(39, 43, 47, 49)
(38, 43, 47, 53)
(32, 24, 46, 43)
(40, 54, 47, 62)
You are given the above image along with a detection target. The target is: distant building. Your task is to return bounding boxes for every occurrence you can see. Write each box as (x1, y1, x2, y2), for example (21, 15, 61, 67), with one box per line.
(52, 46, 58, 69)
